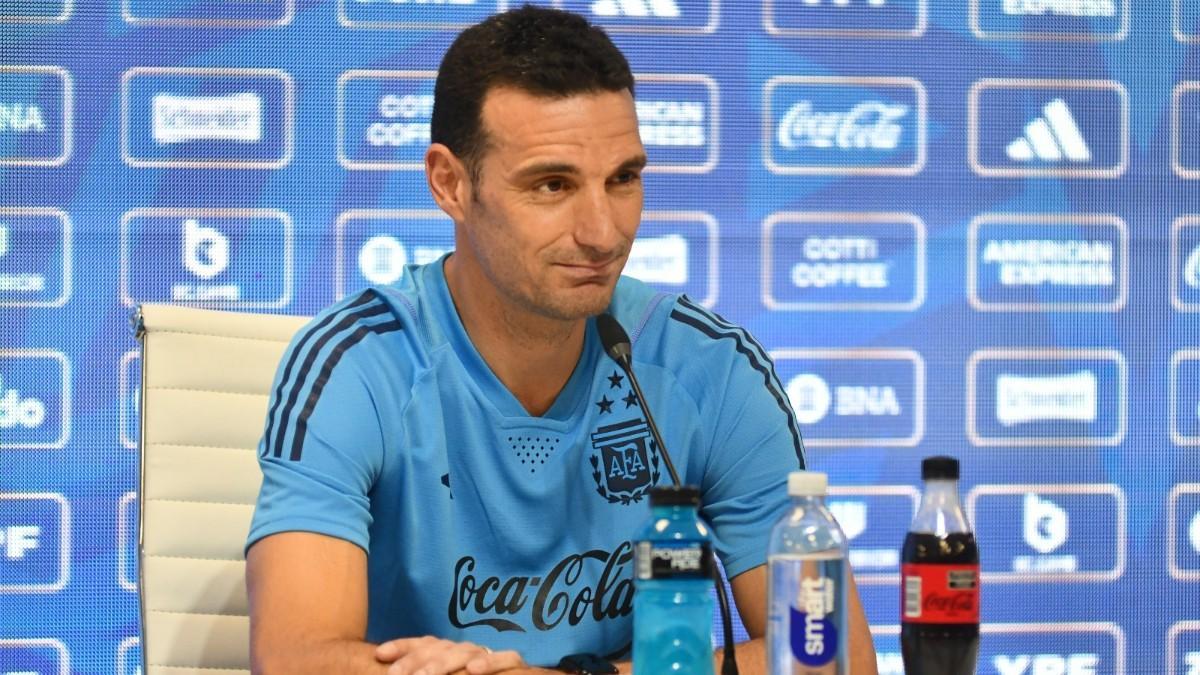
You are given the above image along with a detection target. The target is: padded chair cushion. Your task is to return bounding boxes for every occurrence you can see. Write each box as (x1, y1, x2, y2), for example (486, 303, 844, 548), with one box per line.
(137, 304, 308, 675)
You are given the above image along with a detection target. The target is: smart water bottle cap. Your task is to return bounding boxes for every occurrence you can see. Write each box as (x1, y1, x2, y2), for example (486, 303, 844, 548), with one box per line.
(787, 471, 828, 497)
(922, 456, 960, 480)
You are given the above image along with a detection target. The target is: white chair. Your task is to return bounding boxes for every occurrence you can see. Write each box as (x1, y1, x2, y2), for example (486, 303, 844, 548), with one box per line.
(133, 303, 309, 675)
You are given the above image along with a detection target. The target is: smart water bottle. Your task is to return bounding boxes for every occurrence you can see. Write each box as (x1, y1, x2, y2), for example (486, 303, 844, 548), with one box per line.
(768, 471, 850, 675)
(633, 485, 715, 675)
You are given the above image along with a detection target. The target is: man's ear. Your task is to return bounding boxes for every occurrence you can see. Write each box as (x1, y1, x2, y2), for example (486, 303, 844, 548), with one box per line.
(426, 143, 472, 222)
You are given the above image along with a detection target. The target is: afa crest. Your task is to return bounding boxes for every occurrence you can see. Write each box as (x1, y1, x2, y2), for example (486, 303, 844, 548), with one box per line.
(589, 418, 661, 505)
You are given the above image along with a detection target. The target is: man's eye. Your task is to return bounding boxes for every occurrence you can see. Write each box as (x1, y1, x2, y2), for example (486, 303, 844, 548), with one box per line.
(539, 179, 565, 193)
(614, 171, 640, 185)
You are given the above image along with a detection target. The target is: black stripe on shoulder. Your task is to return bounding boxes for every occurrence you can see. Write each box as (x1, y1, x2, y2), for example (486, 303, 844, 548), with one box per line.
(289, 319, 404, 462)
(270, 292, 389, 459)
(669, 309, 806, 464)
(262, 291, 381, 458)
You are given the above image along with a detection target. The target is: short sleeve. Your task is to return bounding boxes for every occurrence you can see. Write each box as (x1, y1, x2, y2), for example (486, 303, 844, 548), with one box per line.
(667, 298, 806, 579)
(246, 308, 394, 555)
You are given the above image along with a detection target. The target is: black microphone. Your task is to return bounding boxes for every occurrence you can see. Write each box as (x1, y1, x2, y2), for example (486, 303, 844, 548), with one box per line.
(595, 312, 739, 675)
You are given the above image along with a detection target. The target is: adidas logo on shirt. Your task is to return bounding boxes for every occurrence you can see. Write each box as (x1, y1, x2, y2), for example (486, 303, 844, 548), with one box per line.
(1006, 98, 1092, 163)
(590, 0, 681, 17)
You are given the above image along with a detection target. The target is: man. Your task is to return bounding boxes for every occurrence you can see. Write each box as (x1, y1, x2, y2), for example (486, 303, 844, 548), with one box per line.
(246, 6, 877, 674)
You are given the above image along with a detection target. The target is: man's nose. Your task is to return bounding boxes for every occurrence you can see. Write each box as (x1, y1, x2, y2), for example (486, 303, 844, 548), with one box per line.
(573, 184, 625, 254)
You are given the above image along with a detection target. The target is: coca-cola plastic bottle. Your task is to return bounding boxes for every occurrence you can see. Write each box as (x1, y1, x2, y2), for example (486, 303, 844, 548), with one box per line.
(901, 456, 979, 675)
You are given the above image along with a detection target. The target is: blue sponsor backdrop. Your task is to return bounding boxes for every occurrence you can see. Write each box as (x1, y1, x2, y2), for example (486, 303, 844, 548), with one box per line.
(2, 1, 1199, 673)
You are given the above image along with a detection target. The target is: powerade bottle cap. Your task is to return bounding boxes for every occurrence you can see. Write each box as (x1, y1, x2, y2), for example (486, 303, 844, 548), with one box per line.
(787, 471, 828, 497)
(649, 485, 701, 506)
(922, 455, 960, 480)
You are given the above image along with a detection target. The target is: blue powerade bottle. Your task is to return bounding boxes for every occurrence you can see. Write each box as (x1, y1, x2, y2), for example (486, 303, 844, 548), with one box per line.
(633, 485, 716, 675)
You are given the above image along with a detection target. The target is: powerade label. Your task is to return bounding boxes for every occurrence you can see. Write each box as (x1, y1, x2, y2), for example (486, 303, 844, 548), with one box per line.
(791, 576, 840, 667)
(635, 540, 713, 580)
(901, 563, 980, 624)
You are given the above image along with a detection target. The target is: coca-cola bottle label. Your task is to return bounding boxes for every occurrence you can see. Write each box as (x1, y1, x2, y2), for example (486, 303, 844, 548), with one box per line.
(901, 563, 979, 624)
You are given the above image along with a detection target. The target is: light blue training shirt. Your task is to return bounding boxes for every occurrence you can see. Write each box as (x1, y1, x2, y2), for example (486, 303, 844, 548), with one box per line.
(247, 257, 805, 665)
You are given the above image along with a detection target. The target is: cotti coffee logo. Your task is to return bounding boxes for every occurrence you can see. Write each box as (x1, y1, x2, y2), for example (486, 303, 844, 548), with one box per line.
(552, 0, 718, 33)
(971, 0, 1128, 40)
(764, 0, 926, 37)
(123, 0, 293, 26)
(967, 484, 1125, 582)
(340, 0, 500, 30)
(338, 71, 435, 171)
(967, 349, 1126, 446)
(773, 348, 924, 447)
(0, 493, 70, 593)
(121, 67, 294, 169)
(762, 212, 925, 311)
(634, 74, 719, 173)
(968, 214, 1128, 312)
(0, 208, 71, 308)
(0, 66, 72, 167)
(970, 79, 1128, 178)
(120, 208, 293, 309)
(765, 77, 925, 175)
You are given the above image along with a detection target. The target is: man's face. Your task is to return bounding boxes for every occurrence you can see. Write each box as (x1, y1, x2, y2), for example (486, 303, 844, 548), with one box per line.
(455, 86, 646, 322)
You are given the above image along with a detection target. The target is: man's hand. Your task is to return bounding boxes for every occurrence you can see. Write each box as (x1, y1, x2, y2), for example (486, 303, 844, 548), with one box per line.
(376, 636, 529, 675)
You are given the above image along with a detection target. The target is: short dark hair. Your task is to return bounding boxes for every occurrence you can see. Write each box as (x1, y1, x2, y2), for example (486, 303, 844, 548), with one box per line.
(431, 5, 635, 180)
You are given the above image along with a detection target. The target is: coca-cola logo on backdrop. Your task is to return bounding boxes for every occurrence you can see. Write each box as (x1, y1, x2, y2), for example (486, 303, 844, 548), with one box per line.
(777, 101, 909, 151)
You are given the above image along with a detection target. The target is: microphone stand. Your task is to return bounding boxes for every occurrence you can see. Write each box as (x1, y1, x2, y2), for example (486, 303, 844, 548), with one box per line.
(597, 314, 739, 675)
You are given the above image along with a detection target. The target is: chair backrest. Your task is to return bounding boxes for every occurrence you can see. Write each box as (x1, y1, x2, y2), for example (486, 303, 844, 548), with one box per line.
(135, 303, 309, 675)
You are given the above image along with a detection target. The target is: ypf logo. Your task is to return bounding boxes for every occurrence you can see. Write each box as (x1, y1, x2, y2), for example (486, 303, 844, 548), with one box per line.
(0, 493, 71, 592)
(0, 350, 70, 449)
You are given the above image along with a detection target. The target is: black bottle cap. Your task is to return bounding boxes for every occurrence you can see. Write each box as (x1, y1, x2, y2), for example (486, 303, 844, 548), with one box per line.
(649, 485, 701, 506)
(922, 456, 960, 480)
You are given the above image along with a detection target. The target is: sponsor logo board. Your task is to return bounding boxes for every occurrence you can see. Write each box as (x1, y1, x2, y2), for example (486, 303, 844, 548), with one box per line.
(0, 493, 70, 593)
(118, 492, 137, 592)
(872, 624, 1125, 675)
(772, 349, 924, 447)
(121, 67, 293, 169)
(634, 74, 719, 174)
(971, 0, 1128, 40)
(123, 0, 292, 26)
(340, 0, 504, 30)
(1174, 83, 1200, 178)
(0, 0, 71, 22)
(120, 208, 293, 309)
(826, 486, 919, 584)
(1172, 217, 1200, 311)
(968, 213, 1128, 312)
(119, 351, 139, 451)
(116, 636, 141, 675)
(763, 212, 925, 311)
(337, 210, 717, 305)
(764, 77, 925, 176)
(0, 208, 71, 308)
(1177, 0, 1199, 42)
(0, 66, 72, 167)
(337, 70, 436, 171)
(1168, 484, 1200, 581)
(969, 79, 1128, 178)
(1171, 351, 1200, 446)
(1168, 622, 1200, 675)
(967, 349, 1126, 446)
(764, 0, 927, 37)
(966, 484, 1125, 582)
(0, 638, 69, 674)
(0, 350, 70, 450)
(551, 0, 718, 34)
